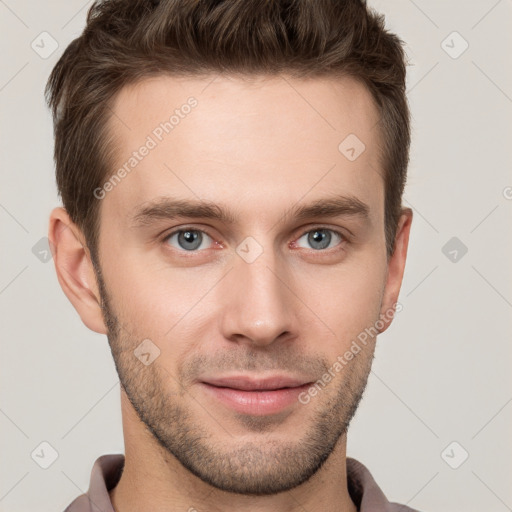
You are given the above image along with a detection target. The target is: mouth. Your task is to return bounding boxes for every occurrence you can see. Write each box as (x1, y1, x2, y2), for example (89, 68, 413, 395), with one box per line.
(199, 375, 313, 416)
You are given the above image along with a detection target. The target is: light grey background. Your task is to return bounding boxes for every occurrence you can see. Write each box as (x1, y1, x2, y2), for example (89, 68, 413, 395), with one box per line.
(1, 1, 511, 511)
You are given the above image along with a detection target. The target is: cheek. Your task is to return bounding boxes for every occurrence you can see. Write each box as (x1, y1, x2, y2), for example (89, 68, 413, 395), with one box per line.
(298, 257, 386, 347)
(108, 255, 220, 341)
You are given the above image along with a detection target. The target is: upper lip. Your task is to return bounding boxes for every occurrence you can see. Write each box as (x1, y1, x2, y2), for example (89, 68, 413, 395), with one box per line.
(201, 375, 312, 391)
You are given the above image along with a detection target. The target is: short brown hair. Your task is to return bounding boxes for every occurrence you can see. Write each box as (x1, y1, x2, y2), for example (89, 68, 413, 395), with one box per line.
(46, 0, 410, 264)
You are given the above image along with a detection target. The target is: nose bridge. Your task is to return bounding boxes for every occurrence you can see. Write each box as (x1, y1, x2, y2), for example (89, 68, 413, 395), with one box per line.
(219, 240, 295, 346)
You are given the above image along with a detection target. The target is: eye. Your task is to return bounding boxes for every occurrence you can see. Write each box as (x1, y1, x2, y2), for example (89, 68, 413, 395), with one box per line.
(295, 228, 344, 251)
(164, 228, 213, 252)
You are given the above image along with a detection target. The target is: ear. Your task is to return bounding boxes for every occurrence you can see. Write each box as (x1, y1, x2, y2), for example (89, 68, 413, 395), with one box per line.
(378, 208, 413, 334)
(48, 207, 108, 334)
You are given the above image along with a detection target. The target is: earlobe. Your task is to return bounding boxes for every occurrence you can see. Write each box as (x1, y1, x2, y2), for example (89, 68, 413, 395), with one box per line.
(48, 207, 108, 335)
(378, 208, 413, 334)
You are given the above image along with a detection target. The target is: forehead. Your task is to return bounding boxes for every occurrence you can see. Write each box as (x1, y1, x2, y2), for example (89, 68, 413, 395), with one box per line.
(102, 73, 383, 227)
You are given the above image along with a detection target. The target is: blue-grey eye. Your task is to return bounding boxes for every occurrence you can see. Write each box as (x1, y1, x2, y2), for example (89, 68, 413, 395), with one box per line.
(166, 229, 212, 251)
(296, 229, 343, 250)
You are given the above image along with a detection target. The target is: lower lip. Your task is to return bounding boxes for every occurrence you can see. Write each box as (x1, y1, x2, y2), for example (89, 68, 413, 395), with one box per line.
(200, 382, 312, 415)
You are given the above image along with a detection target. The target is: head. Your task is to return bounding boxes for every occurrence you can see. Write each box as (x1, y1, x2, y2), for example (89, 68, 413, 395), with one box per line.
(47, 0, 412, 496)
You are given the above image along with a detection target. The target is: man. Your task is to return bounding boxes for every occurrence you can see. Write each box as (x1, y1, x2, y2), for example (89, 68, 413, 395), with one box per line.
(47, 0, 418, 510)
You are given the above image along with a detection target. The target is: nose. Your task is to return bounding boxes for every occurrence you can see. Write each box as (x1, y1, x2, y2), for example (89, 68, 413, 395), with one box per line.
(219, 246, 296, 348)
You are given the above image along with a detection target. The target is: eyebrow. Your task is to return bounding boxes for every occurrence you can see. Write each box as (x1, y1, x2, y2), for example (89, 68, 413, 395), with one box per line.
(129, 194, 370, 228)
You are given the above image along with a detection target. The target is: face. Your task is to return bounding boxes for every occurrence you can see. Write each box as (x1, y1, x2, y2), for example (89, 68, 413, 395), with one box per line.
(64, 74, 410, 495)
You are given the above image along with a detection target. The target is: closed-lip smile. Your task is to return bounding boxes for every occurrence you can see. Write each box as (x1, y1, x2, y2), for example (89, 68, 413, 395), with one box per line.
(199, 374, 314, 415)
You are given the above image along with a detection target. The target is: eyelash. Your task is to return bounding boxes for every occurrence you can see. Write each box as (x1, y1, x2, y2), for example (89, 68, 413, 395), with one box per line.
(161, 226, 348, 254)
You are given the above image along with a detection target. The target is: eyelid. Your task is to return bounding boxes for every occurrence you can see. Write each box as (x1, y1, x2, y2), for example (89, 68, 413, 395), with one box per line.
(161, 226, 220, 248)
(292, 225, 348, 250)
(161, 224, 349, 252)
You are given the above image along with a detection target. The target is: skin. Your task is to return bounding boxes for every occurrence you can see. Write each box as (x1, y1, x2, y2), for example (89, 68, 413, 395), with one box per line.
(49, 73, 412, 512)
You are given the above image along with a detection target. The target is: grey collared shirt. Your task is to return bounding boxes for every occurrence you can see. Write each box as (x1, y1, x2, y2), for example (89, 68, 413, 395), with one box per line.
(64, 454, 422, 512)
